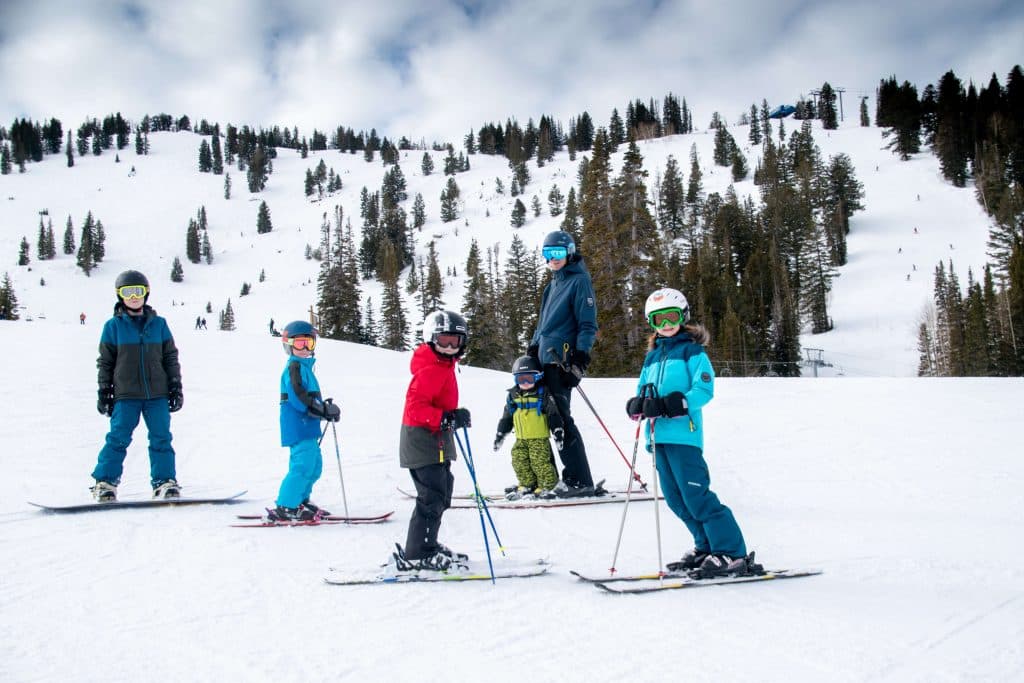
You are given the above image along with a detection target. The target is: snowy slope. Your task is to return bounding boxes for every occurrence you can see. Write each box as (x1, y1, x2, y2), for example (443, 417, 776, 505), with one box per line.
(1, 325, 1022, 682)
(0, 117, 994, 376)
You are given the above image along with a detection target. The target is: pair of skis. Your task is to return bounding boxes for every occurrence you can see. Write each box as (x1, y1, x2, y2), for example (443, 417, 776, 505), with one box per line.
(569, 568, 823, 594)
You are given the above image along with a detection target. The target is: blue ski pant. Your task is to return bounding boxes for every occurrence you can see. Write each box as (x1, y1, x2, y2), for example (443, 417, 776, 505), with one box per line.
(92, 398, 176, 487)
(276, 438, 323, 508)
(655, 443, 746, 558)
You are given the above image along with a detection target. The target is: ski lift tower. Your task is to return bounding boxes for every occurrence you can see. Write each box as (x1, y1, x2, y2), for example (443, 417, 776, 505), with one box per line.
(802, 348, 832, 377)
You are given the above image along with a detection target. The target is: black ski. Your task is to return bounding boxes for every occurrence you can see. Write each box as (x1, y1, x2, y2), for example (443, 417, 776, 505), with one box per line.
(29, 491, 247, 514)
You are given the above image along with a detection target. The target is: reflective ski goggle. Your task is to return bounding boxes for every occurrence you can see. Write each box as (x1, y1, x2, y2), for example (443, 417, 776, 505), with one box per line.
(117, 285, 148, 299)
(433, 333, 464, 350)
(648, 307, 685, 329)
(542, 246, 569, 261)
(286, 336, 316, 350)
(515, 371, 543, 385)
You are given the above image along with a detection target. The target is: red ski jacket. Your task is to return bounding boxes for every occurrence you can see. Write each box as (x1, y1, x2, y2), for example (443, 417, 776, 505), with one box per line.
(401, 343, 459, 431)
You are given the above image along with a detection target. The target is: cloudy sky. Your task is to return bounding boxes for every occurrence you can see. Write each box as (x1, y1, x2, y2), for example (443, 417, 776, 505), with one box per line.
(1, 0, 1021, 143)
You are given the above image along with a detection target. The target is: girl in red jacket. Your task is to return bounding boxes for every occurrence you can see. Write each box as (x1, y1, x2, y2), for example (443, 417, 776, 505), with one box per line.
(393, 310, 472, 572)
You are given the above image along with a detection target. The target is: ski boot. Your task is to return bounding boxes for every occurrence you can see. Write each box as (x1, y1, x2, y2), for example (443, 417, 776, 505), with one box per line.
(91, 480, 117, 503)
(152, 479, 181, 499)
(266, 505, 319, 523)
(437, 543, 469, 563)
(666, 548, 710, 573)
(391, 543, 453, 572)
(505, 486, 534, 501)
(692, 552, 764, 579)
(300, 500, 330, 518)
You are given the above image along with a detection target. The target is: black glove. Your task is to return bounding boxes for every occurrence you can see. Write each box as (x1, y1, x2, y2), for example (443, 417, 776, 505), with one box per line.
(441, 407, 472, 431)
(570, 349, 591, 372)
(493, 432, 507, 451)
(662, 391, 688, 417)
(526, 344, 539, 360)
(97, 385, 114, 417)
(552, 427, 565, 451)
(322, 398, 341, 422)
(642, 396, 665, 418)
(168, 383, 183, 413)
(625, 396, 644, 421)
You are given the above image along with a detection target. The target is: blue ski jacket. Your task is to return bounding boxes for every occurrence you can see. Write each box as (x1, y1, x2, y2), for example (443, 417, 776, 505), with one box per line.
(97, 304, 181, 400)
(635, 331, 715, 451)
(279, 356, 325, 446)
(530, 256, 598, 366)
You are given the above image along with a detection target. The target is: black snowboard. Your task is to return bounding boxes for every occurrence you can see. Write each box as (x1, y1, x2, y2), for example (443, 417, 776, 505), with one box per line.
(29, 491, 247, 513)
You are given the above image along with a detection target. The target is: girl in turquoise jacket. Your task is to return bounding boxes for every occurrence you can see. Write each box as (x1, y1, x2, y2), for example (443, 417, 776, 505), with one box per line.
(626, 288, 754, 578)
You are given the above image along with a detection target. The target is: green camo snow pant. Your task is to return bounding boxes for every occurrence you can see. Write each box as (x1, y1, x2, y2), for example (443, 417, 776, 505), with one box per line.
(510, 437, 559, 491)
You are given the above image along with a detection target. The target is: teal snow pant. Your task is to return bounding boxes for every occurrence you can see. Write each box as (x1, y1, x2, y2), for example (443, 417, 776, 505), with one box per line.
(276, 438, 323, 508)
(655, 443, 746, 558)
(92, 398, 175, 487)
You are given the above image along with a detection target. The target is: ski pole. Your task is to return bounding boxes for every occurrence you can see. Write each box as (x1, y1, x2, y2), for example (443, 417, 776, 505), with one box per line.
(329, 415, 350, 519)
(455, 428, 506, 554)
(547, 346, 648, 491)
(455, 428, 500, 583)
(650, 417, 665, 583)
(609, 383, 656, 575)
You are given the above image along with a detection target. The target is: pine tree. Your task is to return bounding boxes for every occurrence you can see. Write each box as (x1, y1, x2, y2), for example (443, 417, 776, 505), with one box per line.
(224, 172, 232, 199)
(0, 272, 20, 320)
(511, 198, 527, 227)
(202, 230, 213, 264)
(18, 237, 30, 266)
(36, 219, 48, 260)
(63, 216, 75, 254)
(91, 218, 105, 264)
(256, 201, 273, 234)
(423, 241, 444, 314)
(818, 82, 838, 129)
(933, 70, 969, 187)
(219, 299, 236, 331)
(171, 257, 184, 282)
(440, 178, 459, 222)
(198, 140, 213, 172)
(461, 240, 504, 368)
(2, 142, 12, 175)
(748, 104, 761, 145)
(186, 219, 201, 263)
(247, 146, 269, 192)
(76, 222, 94, 275)
(560, 186, 581, 238)
(377, 241, 409, 351)
(860, 97, 870, 127)
(548, 185, 565, 216)
(657, 155, 686, 239)
(211, 132, 224, 174)
(422, 152, 434, 176)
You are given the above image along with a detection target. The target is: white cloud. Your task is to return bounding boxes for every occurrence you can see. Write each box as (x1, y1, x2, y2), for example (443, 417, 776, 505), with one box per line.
(1, 0, 1020, 142)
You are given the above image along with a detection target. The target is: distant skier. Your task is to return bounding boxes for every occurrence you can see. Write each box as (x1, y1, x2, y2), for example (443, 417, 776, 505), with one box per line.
(79, 312, 86, 325)
(195, 316, 202, 330)
(626, 288, 760, 578)
(393, 310, 472, 572)
(269, 321, 340, 522)
(90, 270, 183, 502)
(492, 355, 563, 500)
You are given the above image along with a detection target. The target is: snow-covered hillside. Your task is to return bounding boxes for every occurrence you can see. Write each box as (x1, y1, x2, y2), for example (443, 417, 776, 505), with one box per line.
(1, 118, 1022, 681)
(0, 116, 994, 376)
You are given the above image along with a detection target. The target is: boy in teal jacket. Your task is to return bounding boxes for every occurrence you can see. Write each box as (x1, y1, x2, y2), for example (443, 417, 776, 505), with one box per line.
(626, 288, 760, 578)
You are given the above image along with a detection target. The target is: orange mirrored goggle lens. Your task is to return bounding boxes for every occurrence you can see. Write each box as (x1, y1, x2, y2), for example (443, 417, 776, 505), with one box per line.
(287, 336, 316, 350)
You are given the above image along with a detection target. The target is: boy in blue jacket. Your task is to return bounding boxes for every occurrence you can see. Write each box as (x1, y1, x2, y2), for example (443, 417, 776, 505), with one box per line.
(92, 270, 183, 501)
(625, 288, 761, 578)
(271, 320, 340, 522)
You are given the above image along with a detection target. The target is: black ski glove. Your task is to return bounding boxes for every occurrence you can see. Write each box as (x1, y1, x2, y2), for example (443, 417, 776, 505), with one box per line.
(441, 408, 472, 431)
(97, 385, 114, 417)
(493, 432, 508, 451)
(642, 396, 665, 418)
(625, 395, 644, 420)
(662, 391, 688, 417)
(168, 383, 183, 413)
(311, 398, 341, 422)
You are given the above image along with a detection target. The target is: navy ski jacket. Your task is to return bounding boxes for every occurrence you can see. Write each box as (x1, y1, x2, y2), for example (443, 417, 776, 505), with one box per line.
(97, 304, 181, 400)
(530, 256, 598, 366)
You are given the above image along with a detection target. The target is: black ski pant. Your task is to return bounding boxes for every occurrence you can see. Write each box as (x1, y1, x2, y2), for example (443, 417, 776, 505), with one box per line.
(404, 461, 454, 560)
(543, 365, 594, 488)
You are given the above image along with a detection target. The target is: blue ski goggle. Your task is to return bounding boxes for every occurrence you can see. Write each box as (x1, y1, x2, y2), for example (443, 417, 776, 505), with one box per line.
(542, 246, 569, 261)
(515, 371, 543, 385)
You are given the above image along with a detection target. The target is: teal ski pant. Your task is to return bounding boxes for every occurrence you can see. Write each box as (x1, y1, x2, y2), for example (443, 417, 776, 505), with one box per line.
(92, 398, 175, 487)
(655, 443, 746, 558)
(276, 438, 323, 508)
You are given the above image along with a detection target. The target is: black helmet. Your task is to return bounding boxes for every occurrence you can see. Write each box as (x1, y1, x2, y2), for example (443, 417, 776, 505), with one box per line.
(115, 270, 150, 303)
(115, 270, 150, 289)
(542, 230, 576, 256)
(512, 355, 542, 375)
(422, 310, 468, 352)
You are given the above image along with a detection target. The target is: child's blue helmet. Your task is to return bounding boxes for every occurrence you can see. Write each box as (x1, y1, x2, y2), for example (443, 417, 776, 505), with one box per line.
(281, 320, 318, 355)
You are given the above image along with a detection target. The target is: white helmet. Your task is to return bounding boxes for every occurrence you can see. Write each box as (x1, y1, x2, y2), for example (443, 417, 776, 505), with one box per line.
(644, 288, 689, 322)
